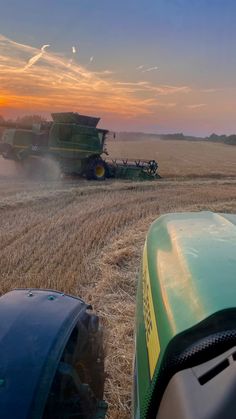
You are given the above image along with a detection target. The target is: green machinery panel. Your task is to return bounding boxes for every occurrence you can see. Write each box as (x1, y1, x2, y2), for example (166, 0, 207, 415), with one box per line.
(134, 211, 236, 418)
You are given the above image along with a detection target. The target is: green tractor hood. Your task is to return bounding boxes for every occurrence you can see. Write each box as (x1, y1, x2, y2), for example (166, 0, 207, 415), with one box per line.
(134, 211, 236, 418)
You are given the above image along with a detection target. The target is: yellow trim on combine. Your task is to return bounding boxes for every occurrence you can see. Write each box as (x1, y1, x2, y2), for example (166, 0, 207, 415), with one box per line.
(49, 146, 94, 153)
(143, 242, 160, 379)
(12, 145, 96, 153)
(95, 165, 105, 178)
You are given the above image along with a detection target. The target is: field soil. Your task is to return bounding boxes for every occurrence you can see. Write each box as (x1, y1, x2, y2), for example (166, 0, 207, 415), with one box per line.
(0, 138, 236, 418)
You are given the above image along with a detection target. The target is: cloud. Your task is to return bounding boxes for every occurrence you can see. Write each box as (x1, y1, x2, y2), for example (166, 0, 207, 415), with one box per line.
(187, 104, 207, 109)
(67, 58, 73, 68)
(115, 82, 190, 95)
(0, 34, 191, 119)
(41, 45, 50, 51)
(23, 44, 50, 70)
(142, 66, 159, 73)
(72, 46, 76, 54)
(156, 102, 176, 108)
(200, 88, 218, 93)
(90, 56, 94, 62)
(137, 65, 159, 72)
(152, 85, 191, 95)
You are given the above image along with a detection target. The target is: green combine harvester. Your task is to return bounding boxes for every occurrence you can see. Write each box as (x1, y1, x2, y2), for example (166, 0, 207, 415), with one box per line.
(0, 211, 236, 418)
(0, 112, 160, 180)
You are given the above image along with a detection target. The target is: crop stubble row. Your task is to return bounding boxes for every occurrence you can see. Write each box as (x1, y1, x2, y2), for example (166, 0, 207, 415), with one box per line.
(0, 178, 236, 418)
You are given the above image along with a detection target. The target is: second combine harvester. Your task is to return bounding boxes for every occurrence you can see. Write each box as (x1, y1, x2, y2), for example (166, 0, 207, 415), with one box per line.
(0, 112, 160, 181)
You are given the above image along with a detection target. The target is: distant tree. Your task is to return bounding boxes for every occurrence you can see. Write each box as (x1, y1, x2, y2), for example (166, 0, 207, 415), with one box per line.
(206, 133, 236, 145)
(208, 133, 219, 141)
(209, 133, 217, 138)
(161, 133, 185, 140)
(226, 135, 236, 145)
(15, 114, 47, 125)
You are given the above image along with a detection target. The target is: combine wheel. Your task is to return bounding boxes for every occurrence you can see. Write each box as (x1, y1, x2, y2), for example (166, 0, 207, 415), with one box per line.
(86, 158, 106, 180)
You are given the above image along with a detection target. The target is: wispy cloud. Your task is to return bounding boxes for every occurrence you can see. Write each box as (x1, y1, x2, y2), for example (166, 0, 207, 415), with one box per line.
(200, 88, 218, 93)
(187, 103, 207, 109)
(23, 44, 50, 70)
(156, 102, 176, 108)
(72, 46, 76, 54)
(136, 65, 159, 72)
(90, 56, 94, 62)
(0, 34, 191, 119)
(142, 66, 159, 73)
(115, 82, 190, 95)
(67, 58, 73, 68)
(152, 85, 190, 95)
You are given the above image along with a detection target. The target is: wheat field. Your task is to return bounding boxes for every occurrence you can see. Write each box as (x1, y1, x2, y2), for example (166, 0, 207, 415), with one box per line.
(0, 138, 236, 418)
(108, 138, 236, 178)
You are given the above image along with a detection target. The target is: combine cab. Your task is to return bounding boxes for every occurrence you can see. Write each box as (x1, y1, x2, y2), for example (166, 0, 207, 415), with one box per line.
(0, 112, 160, 180)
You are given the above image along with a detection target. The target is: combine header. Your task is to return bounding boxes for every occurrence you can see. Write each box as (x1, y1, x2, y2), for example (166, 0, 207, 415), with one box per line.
(0, 112, 160, 180)
(107, 158, 158, 180)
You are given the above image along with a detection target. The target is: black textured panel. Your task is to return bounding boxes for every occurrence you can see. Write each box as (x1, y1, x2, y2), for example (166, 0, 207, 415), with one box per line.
(164, 330, 236, 371)
(148, 309, 236, 419)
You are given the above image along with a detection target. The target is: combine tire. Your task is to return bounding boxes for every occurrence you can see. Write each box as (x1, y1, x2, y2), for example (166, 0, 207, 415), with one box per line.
(86, 159, 106, 180)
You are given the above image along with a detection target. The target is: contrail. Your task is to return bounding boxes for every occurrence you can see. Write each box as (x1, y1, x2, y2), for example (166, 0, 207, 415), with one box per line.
(90, 56, 94, 62)
(72, 46, 76, 54)
(136, 65, 144, 70)
(24, 44, 50, 70)
(142, 66, 159, 73)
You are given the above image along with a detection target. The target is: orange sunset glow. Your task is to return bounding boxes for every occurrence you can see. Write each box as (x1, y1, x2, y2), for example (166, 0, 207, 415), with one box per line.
(1, 35, 183, 117)
(0, 33, 219, 133)
(1, 29, 236, 135)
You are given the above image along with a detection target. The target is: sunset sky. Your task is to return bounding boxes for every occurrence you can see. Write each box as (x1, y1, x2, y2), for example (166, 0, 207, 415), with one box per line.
(1, 0, 236, 135)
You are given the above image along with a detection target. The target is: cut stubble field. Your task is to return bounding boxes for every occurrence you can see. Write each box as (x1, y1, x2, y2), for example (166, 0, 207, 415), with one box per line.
(108, 138, 236, 178)
(0, 138, 236, 418)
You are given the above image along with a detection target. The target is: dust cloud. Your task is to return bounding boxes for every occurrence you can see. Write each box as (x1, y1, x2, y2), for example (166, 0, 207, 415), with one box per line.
(0, 158, 22, 178)
(0, 156, 61, 181)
